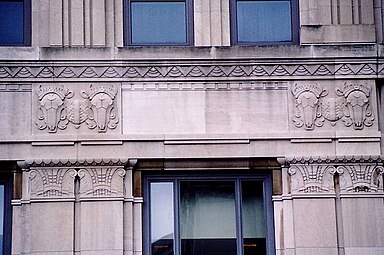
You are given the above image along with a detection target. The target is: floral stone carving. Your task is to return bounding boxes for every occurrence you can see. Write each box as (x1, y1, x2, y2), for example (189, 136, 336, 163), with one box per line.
(29, 168, 77, 199)
(292, 83, 328, 130)
(78, 167, 126, 198)
(35, 85, 73, 132)
(336, 83, 374, 130)
(81, 84, 119, 133)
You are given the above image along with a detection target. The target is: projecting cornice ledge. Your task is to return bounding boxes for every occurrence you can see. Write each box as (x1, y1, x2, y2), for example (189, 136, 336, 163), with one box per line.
(21, 158, 129, 168)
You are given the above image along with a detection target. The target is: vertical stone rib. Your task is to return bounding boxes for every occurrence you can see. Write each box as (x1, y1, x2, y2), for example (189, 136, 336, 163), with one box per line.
(114, 0, 124, 47)
(70, 0, 85, 46)
(63, 0, 70, 46)
(49, 0, 63, 45)
(84, 0, 91, 46)
(105, 0, 114, 46)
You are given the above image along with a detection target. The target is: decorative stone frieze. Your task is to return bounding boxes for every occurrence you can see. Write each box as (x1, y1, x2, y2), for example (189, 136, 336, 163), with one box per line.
(29, 168, 77, 199)
(35, 84, 73, 133)
(0, 62, 379, 81)
(292, 83, 328, 130)
(292, 82, 376, 131)
(23, 158, 129, 200)
(34, 84, 120, 133)
(336, 83, 374, 130)
(81, 84, 119, 133)
(78, 167, 126, 198)
(285, 156, 384, 195)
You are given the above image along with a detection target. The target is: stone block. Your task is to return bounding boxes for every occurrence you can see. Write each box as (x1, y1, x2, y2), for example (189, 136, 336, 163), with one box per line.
(293, 199, 338, 248)
(341, 198, 384, 247)
(80, 201, 124, 254)
(30, 202, 74, 254)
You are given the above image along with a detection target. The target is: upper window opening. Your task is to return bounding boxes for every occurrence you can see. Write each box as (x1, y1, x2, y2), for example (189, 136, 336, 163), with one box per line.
(125, 0, 193, 46)
(0, 0, 31, 46)
(231, 0, 298, 45)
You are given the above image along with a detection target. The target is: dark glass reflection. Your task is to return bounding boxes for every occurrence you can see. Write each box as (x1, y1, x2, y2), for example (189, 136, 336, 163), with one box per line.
(0, 1, 24, 45)
(180, 181, 237, 255)
(241, 181, 266, 255)
(0, 185, 4, 255)
(150, 182, 174, 255)
(237, 0, 292, 43)
(131, 1, 187, 44)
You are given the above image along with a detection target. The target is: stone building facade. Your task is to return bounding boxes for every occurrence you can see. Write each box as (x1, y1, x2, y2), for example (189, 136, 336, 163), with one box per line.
(0, 0, 383, 255)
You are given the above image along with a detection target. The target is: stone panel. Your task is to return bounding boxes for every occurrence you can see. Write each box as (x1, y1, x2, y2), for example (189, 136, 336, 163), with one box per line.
(80, 201, 124, 255)
(30, 202, 74, 254)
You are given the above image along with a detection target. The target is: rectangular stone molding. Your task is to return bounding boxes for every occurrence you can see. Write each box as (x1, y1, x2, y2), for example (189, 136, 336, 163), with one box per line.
(32, 0, 124, 47)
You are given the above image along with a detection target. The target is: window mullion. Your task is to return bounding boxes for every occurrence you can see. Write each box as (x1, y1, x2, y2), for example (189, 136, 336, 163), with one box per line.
(174, 179, 180, 255)
(235, 178, 244, 255)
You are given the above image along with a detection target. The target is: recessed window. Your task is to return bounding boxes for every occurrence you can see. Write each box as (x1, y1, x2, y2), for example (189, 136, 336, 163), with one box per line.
(0, 175, 12, 255)
(0, 0, 31, 46)
(231, 0, 298, 44)
(144, 174, 275, 255)
(125, 0, 193, 45)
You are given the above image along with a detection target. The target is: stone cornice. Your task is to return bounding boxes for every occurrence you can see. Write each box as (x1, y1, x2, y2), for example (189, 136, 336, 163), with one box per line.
(284, 155, 383, 165)
(22, 158, 129, 168)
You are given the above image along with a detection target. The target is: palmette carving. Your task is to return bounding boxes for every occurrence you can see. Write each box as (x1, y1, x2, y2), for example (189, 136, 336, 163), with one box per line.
(336, 83, 374, 130)
(29, 168, 77, 199)
(81, 84, 119, 133)
(336, 164, 383, 193)
(285, 156, 384, 194)
(78, 167, 126, 198)
(288, 164, 335, 194)
(35, 85, 73, 132)
(292, 83, 328, 130)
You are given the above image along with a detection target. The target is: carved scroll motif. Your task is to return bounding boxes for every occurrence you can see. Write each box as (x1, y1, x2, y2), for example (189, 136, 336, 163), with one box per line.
(35, 85, 73, 132)
(292, 83, 328, 130)
(336, 83, 374, 130)
(29, 168, 77, 199)
(78, 167, 126, 198)
(81, 84, 119, 133)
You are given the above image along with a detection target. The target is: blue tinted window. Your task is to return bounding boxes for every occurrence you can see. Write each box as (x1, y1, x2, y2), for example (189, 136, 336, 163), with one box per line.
(236, 0, 292, 43)
(130, 1, 187, 44)
(0, 1, 24, 45)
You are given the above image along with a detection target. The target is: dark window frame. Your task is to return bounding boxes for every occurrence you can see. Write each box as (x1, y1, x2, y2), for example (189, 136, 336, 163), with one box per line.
(124, 0, 194, 46)
(230, 0, 299, 45)
(143, 171, 276, 255)
(0, 0, 31, 46)
(0, 173, 13, 255)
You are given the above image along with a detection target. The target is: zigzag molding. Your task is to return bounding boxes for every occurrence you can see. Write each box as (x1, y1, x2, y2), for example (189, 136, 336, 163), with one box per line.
(0, 61, 381, 81)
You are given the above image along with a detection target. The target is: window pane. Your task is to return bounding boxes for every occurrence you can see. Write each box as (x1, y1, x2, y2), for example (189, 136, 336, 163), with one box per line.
(150, 182, 174, 255)
(0, 1, 24, 44)
(180, 181, 237, 255)
(241, 181, 266, 255)
(0, 185, 4, 255)
(131, 1, 187, 44)
(237, 0, 292, 43)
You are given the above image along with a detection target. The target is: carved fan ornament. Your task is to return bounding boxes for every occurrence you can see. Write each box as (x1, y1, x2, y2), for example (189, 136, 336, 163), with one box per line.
(35, 84, 119, 133)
